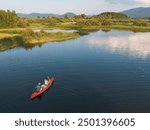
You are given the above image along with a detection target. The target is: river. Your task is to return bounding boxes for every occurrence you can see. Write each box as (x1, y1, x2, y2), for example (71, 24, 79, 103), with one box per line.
(0, 30, 150, 112)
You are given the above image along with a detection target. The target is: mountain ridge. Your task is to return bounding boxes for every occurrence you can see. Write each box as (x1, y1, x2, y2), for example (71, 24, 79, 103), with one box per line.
(17, 7, 150, 19)
(121, 7, 150, 18)
(17, 12, 76, 18)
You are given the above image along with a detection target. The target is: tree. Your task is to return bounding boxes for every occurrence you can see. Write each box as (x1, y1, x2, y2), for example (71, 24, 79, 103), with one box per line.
(80, 14, 86, 19)
(133, 20, 148, 26)
(64, 14, 69, 19)
(0, 9, 18, 28)
(74, 14, 87, 19)
(101, 20, 111, 26)
(17, 18, 30, 28)
(98, 12, 129, 19)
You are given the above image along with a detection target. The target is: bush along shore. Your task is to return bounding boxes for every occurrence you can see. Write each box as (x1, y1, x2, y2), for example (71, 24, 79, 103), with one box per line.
(22, 29, 80, 44)
(0, 30, 80, 51)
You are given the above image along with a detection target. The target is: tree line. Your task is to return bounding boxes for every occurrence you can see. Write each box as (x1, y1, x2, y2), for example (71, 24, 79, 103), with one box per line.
(0, 9, 149, 28)
(0, 10, 18, 27)
(0, 9, 30, 28)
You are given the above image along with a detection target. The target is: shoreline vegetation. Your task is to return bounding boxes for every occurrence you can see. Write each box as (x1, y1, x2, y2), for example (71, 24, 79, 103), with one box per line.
(0, 10, 150, 51)
(0, 30, 80, 51)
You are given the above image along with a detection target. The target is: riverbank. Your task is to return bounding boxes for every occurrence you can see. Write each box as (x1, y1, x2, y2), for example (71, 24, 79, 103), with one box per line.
(22, 30, 80, 44)
(0, 29, 80, 42)
(53, 22, 150, 32)
(0, 20, 150, 52)
(0, 30, 80, 51)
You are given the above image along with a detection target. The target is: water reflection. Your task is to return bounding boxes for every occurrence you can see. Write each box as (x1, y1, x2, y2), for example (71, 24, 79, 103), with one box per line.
(89, 31, 150, 58)
(0, 41, 44, 52)
(0, 30, 88, 52)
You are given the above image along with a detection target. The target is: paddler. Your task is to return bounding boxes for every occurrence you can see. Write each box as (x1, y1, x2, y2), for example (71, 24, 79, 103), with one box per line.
(35, 83, 42, 92)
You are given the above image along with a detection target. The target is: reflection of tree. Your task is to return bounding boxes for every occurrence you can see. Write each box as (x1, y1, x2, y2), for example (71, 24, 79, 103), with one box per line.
(0, 36, 44, 52)
(23, 43, 43, 51)
(101, 29, 111, 32)
(0, 36, 23, 52)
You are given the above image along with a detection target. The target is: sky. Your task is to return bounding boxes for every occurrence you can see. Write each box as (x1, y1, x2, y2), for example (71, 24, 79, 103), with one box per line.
(0, 0, 150, 14)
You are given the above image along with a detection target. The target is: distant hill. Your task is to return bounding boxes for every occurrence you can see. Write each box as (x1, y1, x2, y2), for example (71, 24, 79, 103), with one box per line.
(17, 7, 150, 19)
(17, 12, 76, 18)
(98, 12, 129, 19)
(121, 7, 150, 18)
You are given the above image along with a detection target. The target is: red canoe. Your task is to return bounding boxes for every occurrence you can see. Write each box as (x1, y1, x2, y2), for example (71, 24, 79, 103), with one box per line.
(30, 76, 54, 100)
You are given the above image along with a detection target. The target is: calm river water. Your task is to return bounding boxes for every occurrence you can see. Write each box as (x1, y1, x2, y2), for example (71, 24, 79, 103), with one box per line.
(0, 30, 150, 112)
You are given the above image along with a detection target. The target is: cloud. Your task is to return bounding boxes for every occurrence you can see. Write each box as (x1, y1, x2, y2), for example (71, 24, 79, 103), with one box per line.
(88, 32, 150, 59)
(136, 0, 150, 4)
(105, 0, 135, 5)
(105, 0, 150, 5)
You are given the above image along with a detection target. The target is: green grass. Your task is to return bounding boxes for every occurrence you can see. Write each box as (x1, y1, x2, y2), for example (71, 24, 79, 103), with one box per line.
(22, 30, 80, 44)
(73, 25, 150, 32)
(0, 33, 20, 39)
(45, 21, 150, 32)
(0, 30, 80, 51)
(108, 25, 150, 32)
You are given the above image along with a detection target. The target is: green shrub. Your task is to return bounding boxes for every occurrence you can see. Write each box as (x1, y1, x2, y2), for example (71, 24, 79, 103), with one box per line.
(98, 12, 129, 19)
(133, 20, 148, 26)
(76, 19, 100, 26)
(17, 18, 30, 28)
(101, 20, 111, 26)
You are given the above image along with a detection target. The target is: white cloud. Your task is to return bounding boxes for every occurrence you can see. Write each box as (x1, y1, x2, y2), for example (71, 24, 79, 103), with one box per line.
(136, 0, 150, 4)
(88, 32, 150, 59)
(105, 0, 150, 5)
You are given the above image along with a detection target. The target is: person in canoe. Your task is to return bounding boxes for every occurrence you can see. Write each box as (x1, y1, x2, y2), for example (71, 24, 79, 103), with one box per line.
(35, 83, 46, 91)
(41, 77, 50, 88)
(34, 77, 50, 91)
(44, 76, 50, 85)
(35, 83, 42, 92)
